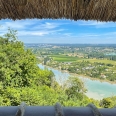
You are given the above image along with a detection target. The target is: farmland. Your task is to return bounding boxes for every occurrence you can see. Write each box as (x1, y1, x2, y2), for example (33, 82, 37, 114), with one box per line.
(49, 55, 79, 62)
(78, 59, 116, 65)
(50, 55, 116, 65)
(26, 43, 116, 82)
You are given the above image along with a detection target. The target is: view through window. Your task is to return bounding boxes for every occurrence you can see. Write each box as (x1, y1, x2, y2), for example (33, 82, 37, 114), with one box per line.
(0, 19, 116, 108)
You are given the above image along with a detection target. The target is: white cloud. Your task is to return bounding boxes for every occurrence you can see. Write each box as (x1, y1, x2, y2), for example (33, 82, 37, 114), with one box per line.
(0, 20, 37, 30)
(32, 22, 63, 30)
(0, 19, 65, 37)
(42, 22, 59, 29)
(79, 21, 105, 26)
(18, 29, 64, 37)
(77, 20, 116, 28)
(63, 33, 72, 36)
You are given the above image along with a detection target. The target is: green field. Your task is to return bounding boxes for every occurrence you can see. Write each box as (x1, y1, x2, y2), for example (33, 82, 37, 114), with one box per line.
(50, 55, 79, 62)
(50, 55, 116, 65)
(78, 59, 116, 65)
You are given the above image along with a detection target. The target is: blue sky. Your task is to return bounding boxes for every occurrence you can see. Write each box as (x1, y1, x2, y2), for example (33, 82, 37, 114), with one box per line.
(0, 19, 116, 44)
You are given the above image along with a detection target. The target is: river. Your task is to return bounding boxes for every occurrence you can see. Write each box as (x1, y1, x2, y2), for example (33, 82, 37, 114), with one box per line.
(38, 64, 116, 100)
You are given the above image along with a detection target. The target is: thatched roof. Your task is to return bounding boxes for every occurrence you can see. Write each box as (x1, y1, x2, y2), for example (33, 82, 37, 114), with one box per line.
(0, 0, 116, 21)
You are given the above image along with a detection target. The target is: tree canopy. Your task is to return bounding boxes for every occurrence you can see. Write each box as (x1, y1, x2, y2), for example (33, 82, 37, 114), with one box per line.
(0, 29, 54, 88)
(0, 28, 116, 108)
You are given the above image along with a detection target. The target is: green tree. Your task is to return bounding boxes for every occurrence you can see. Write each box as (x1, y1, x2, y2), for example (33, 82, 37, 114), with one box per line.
(0, 29, 53, 88)
(100, 98, 112, 108)
(65, 76, 87, 100)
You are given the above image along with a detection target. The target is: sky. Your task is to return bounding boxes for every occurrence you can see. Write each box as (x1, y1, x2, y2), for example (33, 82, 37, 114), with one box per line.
(0, 19, 116, 44)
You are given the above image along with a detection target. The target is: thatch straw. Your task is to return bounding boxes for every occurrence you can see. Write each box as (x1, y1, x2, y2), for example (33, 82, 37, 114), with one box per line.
(0, 0, 116, 21)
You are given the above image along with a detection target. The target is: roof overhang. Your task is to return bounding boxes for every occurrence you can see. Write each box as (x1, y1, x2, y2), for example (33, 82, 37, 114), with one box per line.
(0, 0, 116, 21)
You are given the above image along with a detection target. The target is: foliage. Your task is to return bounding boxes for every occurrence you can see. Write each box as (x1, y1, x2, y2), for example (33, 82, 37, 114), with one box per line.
(100, 98, 112, 108)
(0, 29, 116, 108)
(0, 29, 54, 88)
(100, 96, 116, 108)
(65, 76, 86, 100)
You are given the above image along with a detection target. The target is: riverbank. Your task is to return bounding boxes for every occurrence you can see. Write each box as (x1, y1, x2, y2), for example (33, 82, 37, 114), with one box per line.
(71, 73, 116, 85)
(38, 64, 116, 100)
(43, 64, 116, 85)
